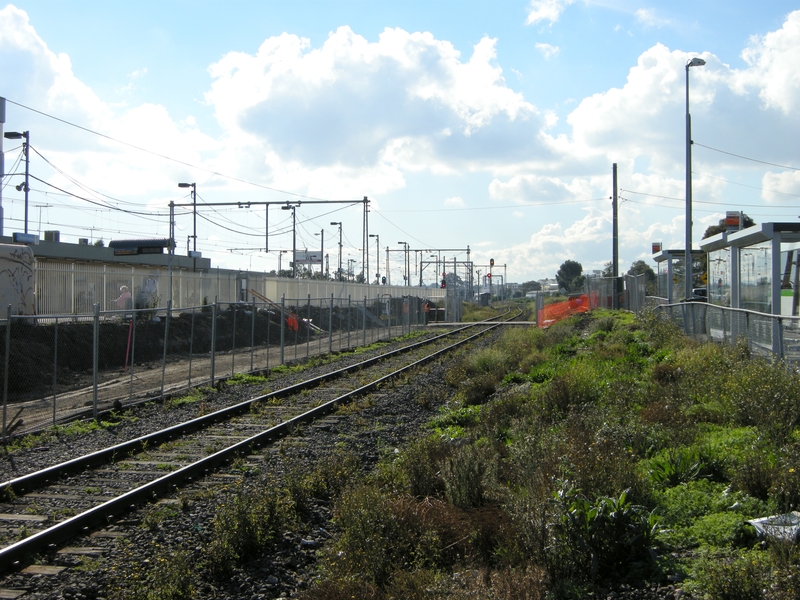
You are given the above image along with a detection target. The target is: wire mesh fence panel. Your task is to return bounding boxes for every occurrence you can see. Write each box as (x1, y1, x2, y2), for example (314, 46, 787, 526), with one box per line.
(1, 290, 443, 436)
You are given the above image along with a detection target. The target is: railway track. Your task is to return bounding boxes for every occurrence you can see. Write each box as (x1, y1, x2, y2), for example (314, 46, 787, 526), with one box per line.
(0, 311, 521, 574)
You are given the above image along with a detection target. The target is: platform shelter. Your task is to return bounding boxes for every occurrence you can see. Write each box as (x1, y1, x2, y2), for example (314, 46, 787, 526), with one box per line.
(699, 222, 800, 354)
(652, 249, 705, 303)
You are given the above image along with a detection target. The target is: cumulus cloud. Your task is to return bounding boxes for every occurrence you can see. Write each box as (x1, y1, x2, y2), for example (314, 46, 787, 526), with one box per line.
(444, 196, 465, 207)
(735, 11, 800, 113)
(205, 27, 544, 180)
(535, 42, 560, 59)
(0, 4, 216, 196)
(525, 0, 575, 26)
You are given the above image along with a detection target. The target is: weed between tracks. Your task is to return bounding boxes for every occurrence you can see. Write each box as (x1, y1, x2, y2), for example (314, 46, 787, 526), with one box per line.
(87, 309, 800, 598)
(296, 309, 800, 599)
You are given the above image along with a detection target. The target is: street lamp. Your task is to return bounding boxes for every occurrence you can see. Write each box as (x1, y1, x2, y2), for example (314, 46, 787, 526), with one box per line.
(282, 204, 297, 278)
(177, 182, 196, 270)
(4, 131, 29, 234)
(314, 230, 325, 278)
(397, 241, 409, 285)
(369, 234, 380, 283)
(330, 222, 342, 281)
(685, 56, 705, 301)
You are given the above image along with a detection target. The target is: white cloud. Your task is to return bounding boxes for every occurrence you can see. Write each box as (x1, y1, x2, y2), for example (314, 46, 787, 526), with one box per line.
(635, 8, 673, 28)
(202, 26, 549, 195)
(735, 11, 800, 113)
(525, 0, 575, 26)
(762, 170, 800, 203)
(444, 196, 465, 207)
(535, 42, 560, 59)
(120, 67, 147, 94)
(512, 210, 524, 218)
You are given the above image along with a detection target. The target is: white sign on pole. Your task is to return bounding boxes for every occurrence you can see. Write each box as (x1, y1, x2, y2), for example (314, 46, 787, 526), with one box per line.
(294, 251, 323, 265)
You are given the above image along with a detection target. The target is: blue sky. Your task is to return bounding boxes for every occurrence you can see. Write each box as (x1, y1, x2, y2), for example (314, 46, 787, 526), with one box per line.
(2, 1, 799, 284)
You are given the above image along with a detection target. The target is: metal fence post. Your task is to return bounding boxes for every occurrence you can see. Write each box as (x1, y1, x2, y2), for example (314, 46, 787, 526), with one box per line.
(306, 294, 311, 359)
(188, 307, 195, 388)
(53, 317, 58, 425)
(210, 302, 217, 386)
(3, 305, 10, 439)
(129, 309, 137, 406)
(280, 295, 285, 365)
(93, 303, 100, 419)
(387, 296, 391, 340)
(294, 298, 299, 360)
(250, 298, 256, 373)
(347, 295, 351, 349)
(232, 302, 237, 375)
(329, 294, 334, 353)
(266, 302, 271, 370)
(363, 296, 367, 346)
(160, 300, 172, 400)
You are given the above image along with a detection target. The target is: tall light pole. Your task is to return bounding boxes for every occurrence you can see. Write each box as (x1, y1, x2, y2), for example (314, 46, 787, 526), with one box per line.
(331, 222, 342, 281)
(685, 56, 705, 301)
(4, 130, 29, 234)
(369, 234, 379, 283)
(315, 230, 325, 278)
(398, 241, 409, 285)
(282, 205, 297, 278)
(178, 182, 196, 270)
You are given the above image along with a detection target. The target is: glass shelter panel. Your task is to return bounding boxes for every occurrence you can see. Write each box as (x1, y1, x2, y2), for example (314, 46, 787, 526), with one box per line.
(708, 248, 731, 307)
(740, 241, 772, 313)
(779, 246, 800, 317)
(672, 257, 686, 302)
(657, 261, 669, 299)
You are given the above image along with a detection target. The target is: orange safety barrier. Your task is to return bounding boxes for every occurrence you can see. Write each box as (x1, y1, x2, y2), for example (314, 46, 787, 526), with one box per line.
(537, 293, 596, 328)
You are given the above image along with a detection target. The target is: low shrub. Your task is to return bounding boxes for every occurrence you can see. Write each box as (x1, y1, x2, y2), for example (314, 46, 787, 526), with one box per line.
(548, 483, 658, 581)
(692, 549, 770, 600)
(204, 482, 290, 577)
(386, 435, 450, 498)
(441, 443, 497, 509)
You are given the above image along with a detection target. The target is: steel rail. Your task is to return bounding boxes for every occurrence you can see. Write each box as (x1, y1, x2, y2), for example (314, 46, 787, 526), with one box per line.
(0, 319, 505, 497)
(0, 313, 516, 570)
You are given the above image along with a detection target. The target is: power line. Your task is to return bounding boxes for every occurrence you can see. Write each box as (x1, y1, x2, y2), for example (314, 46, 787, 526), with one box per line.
(694, 142, 800, 171)
(377, 197, 610, 213)
(6, 98, 362, 202)
(30, 146, 147, 208)
(693, 171, 800, 199)
(28, 175, 165, 219)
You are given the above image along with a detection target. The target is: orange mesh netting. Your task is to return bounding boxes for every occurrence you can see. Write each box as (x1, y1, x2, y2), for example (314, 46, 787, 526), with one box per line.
(537, 293, 597, 328)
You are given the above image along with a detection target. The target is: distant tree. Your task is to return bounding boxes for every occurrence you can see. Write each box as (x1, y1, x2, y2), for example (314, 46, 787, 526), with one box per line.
(702, 214, 755, 239)
(94, 239, 105, 247)
(601, 261, 614, 278)
(627, 260, 657, 295)
(520, 280, 541, 294)
(556, 260, 585, 293)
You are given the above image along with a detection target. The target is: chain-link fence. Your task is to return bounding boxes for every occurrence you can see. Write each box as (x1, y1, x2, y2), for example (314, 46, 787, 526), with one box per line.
(0, 292, 444, 437)
(583, 274, 647, 313)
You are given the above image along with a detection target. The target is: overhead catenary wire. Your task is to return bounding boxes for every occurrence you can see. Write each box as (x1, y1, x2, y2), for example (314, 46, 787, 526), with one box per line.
(694, 142, 800, 171)
(6, 98, 361, 202)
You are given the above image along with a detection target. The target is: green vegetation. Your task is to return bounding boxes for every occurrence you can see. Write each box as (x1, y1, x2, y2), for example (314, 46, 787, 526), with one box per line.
(299, 309, 800, 599)
(165, 387, 212, 408)
(4, 411, 137, 452)
(226, 372, 268, 385)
